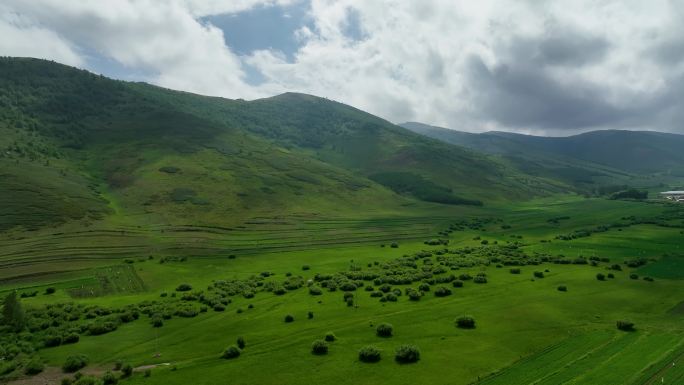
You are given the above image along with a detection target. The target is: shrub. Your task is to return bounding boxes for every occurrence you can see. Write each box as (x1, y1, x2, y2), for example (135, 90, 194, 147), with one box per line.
(456, 316, 476, 329)
(237, 336, 245, 349)
(596, 273, 606, 281)
(175, 283, 192, 292)
(44, 334, 63, 347)
(73, 376, 100, 385)
(221, 345, 241, 359)
(151, 317, 163, 327)
(616, 320, 635, 331)
(308, 286, 323, 296)
(533, 271, 544, 279)
(394, 344, 421, 364)
(63, 334, 80, 344)
(62, 354, 89, 372)
(324, 332, 336, 342)
(358, 345, 382, 363)
(88, 321, 118, 335)
(557, 285, 567, 292)
(434, 286, 452, 297)
(121, 363, 133, 377)
(284, 314, 294, 323)
(408, 290, 421, 301)
(45, 287, 56, 295)
(311, 340, 329, 355)
(24, 359, 44, 375)
(376, 323, 393, 337)
(102, 371, 118, 385)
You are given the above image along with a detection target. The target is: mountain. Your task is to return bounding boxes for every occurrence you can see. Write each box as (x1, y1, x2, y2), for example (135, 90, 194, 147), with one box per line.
(401, 122, 684, 191)
(0, 58, 563, 233)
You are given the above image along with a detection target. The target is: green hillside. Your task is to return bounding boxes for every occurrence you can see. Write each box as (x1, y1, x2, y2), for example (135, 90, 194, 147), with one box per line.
(401, 122, 684, 193)
(0, 58, 564, 233)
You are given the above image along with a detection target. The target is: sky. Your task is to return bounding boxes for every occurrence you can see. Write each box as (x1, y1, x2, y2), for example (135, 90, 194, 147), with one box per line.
(2, 0, 684, 135)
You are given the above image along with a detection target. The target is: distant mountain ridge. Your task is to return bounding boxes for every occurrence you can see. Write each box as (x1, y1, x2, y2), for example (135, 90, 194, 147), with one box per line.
(401, 122, 684, 190)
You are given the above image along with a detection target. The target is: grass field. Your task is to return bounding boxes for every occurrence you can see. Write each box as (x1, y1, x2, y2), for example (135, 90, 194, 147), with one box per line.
(1, 197, 684, 385)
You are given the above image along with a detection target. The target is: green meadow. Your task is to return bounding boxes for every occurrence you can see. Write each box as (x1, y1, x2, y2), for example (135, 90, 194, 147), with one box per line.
(2, 197, 684, 385)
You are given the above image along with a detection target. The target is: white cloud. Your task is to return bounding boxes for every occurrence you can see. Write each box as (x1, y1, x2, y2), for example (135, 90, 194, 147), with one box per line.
(0, 6, 82, 66)
(1, 0, 684, 134)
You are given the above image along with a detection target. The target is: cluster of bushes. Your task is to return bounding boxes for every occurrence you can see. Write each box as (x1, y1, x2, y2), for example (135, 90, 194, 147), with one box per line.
(357, 344, 420, 364)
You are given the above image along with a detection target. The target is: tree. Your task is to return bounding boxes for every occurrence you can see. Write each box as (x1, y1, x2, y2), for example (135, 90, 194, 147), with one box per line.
(2, 291, 25, 331)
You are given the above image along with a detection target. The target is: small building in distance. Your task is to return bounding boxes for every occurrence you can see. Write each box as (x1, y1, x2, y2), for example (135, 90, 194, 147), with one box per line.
(660, 191, 684, 202)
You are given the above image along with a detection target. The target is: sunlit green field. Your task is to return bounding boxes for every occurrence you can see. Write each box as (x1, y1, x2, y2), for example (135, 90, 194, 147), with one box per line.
(2, 197, 684, 385)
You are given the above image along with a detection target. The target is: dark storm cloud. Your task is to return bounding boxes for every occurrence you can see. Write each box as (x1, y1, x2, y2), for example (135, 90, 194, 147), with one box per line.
(466, 55, 625, 130)
(464, 28, 625, 130)
(535, 33, 609, 67)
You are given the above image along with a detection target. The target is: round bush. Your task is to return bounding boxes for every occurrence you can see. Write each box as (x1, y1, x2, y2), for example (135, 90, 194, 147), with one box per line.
(308, 286, 323, 296)
(44, 334, 63, 347)
(221, 345, 241, 359)
(121, 363, 133, 377)
(24, 359, 44, 375)
(456, 316, 476, 329)
(63, 334, 80, 344)
(408, 290, 421, 301)
(385, 293, 398, 302)
(358, 345, 381, 363)
(102, 371, 118, 385)
(62, 354, 89, 373)
(175, 283, 192, 292)
(324, 332, 336, 342)
(434, 286, 452, 297)
(311, 340, 329, 355)
(616, 320, 635, 331)
(284, 314, 294, 323)
(394, 344, 421, 364)
(376, 323, 393, 337)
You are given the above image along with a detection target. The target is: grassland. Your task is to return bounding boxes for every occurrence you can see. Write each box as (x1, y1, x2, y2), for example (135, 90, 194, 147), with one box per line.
(1, 197, 683, 385)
